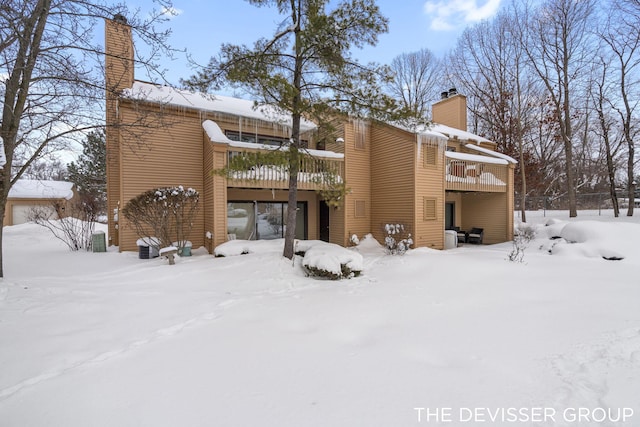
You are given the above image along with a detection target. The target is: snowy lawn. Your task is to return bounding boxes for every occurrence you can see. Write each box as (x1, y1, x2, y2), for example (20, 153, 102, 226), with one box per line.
(1, 210, 639, 426)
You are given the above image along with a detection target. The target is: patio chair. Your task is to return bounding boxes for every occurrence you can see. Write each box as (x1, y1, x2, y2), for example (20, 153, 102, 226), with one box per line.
(467, 227, 484, 244)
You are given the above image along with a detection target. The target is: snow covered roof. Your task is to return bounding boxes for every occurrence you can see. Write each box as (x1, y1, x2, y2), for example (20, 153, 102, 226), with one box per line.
(202, 120, 344, 159)
(430, 123, 492, 144)
(465, 143, 517, 164)
(445, 151, 509, 165)
(8, 180, 74, 200)
(123, 81, 317, 132)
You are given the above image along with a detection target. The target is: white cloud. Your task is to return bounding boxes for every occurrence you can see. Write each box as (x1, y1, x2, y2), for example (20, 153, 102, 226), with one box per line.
(160, 6, 183, 18)
(424, 0, 502, 31)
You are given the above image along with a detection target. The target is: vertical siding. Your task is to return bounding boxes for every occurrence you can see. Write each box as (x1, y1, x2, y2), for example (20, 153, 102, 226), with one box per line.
(342, 120, 371, 245)
(369, 123, 415, 245)
(211, 144, 228, 248)
(506, 164, 515, 241)
(118, 107, 205, 252)
(203, 136, 215, 253)
(414, 140, 445, 249)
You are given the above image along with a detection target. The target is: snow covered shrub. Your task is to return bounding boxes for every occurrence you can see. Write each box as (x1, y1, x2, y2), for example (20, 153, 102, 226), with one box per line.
(30, 198, 97, 251)
(384, 223, 413, 255)
(122, 186, 199, 251)
(508, 223, 536, 263)
(297, 241, 363, 280)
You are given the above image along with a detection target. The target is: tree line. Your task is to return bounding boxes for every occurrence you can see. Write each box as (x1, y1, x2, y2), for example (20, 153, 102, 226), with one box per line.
(388, 0, 639, 220)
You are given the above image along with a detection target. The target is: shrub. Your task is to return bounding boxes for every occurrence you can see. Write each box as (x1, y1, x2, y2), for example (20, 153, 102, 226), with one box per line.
(30, 198, 97, 251)
(384, 223, 413, 255)
(298, 240, 363, 280)
(122, 186, 199, 251)
(508, 223, 536, 263)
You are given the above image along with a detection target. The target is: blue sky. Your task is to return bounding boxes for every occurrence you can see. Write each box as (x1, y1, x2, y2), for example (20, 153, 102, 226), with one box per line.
(128, 0, 504, 86)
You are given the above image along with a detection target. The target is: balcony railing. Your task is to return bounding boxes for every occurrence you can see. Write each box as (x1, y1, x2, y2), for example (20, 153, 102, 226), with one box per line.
(226, 148, 344, 191)
(445, 158, 508, 192)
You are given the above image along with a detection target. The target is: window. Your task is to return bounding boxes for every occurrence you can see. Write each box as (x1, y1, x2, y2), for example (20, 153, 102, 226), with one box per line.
(424, 146, 437, 167)
(225, 131, 308, 148)
(227, 201, 307, 240)
(355, 200, 366, 218)
(423, 197, 437, 221)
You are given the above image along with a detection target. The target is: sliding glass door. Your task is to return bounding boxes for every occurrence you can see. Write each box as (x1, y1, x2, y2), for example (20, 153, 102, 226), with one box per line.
(227, 201, 307, 240)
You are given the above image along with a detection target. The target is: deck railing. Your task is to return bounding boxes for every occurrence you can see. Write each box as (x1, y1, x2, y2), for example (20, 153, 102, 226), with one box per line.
(226, 148, 344, 191)
(445, 158, 508, 192)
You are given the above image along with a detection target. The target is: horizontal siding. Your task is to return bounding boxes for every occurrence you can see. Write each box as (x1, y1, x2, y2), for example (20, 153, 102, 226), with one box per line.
(343, 120, 371, 244)
(460, 192, 509, 244)
(118, 109, 205, 252)
(415, 141, 445, 249)
(370, 123, 415, 245)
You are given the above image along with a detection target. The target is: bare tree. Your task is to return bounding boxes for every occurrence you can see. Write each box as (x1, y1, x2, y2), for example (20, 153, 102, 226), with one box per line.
(599, 0, 640, 216)
(447, 9, 538, 221)
(520, 0, 596, 217)
(387, 48, 442, 119)
(0, 0, 174, 277)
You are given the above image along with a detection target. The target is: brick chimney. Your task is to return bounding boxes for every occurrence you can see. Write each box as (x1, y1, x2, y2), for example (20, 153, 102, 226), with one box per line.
(432, 88, 467, 131)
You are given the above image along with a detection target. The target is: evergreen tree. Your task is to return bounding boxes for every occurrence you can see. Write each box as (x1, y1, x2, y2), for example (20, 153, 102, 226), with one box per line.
(184, 0, 396, 259)
(67, 130, 106, 215)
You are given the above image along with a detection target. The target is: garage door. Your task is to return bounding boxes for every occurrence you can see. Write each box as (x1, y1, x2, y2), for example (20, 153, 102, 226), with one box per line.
(11, 204, 57, 225)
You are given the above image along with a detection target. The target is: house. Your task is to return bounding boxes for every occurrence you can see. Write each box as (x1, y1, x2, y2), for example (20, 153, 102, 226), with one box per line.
(3, 179, 75, 226)
(105, 16, 515, 252)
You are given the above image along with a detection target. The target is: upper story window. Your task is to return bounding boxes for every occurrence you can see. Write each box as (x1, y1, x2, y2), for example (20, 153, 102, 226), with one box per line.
(225, 131, 308, 148)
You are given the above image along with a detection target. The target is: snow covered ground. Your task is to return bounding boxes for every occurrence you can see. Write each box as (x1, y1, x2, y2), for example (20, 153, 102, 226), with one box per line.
(1, 210, 639, 426)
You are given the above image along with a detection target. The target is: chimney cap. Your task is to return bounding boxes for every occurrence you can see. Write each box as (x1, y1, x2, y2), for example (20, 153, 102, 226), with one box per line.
(113, 13, 127, 24)
(440, 91, 449, 99)
(448, 87, 458, 96)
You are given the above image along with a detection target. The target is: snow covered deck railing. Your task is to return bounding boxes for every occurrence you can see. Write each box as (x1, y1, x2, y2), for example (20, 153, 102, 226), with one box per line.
(445, 154, 508, 193)
(226, 149, 344, 191)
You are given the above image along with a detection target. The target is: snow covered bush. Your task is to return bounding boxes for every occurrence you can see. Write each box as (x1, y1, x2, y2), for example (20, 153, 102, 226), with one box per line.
(122, 186, 199, 251)
(30, 199, 97, 251)
(383, 223, 413, 255)
(297, 240, 363, 280)
(508, 223, 536, 263)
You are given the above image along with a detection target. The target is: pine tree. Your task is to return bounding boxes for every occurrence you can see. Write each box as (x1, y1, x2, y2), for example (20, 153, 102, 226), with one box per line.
(67, 130, 106, 215)
(184, 0, 396, 259)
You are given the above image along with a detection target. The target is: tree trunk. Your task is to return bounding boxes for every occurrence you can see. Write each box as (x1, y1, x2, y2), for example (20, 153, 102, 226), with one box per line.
(283, 0, 303, 260)
(627, 149, 635, 216)
(283, 147, 299, 259)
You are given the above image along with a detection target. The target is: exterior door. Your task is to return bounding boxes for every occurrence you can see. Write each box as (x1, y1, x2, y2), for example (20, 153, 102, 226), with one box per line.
(319, 201, 330, 242)
(445, 202, 455, 229)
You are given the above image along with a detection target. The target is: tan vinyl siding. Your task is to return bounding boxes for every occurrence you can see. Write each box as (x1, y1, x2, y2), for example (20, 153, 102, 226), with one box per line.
(203, 136, 215, 253)
(118, 108, 205, 252)
(432, 94, 467, 131)
(105, 19, 134, 246)
(459, 192, 509, 244)
(329, 203, 346, 246)
(414, 139, 445, 249)
(370, 123, 415, 245)
(211, 145, 228, 248)
(342, 120, 371, 245)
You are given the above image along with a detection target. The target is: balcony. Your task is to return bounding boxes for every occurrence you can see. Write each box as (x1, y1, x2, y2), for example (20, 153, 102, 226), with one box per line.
(445, 155, 508, 193)
(226, 148, 345, 191)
